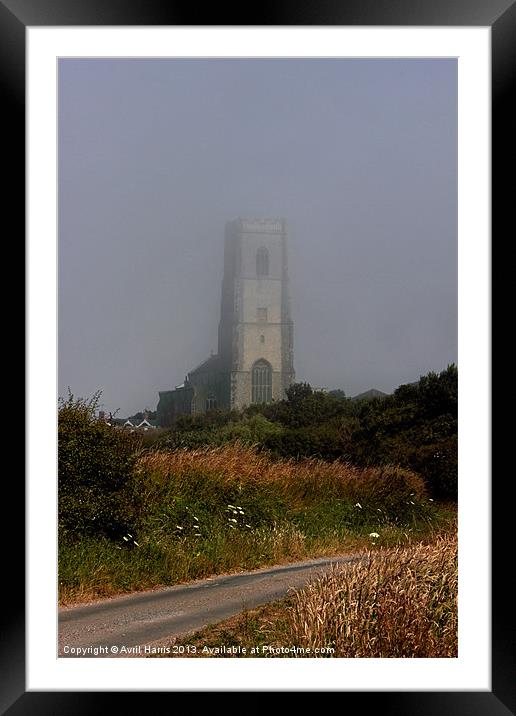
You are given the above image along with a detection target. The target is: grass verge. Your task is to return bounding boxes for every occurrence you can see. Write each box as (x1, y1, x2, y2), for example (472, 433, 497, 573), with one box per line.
(59, 445, 456, 606)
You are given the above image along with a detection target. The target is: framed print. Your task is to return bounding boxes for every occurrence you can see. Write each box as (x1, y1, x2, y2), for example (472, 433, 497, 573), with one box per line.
(6, 0, 510, 711)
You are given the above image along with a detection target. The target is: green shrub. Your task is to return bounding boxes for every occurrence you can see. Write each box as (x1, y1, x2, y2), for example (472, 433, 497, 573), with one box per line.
(246, 383, 352, 428)
(156, 413, 283, 452)
(406, 436, 458, 500)
(263, 425, 346, 461)
(58, 392, 140, 540)
(215, 414, 283, 445)
(157, 427, 219, 450)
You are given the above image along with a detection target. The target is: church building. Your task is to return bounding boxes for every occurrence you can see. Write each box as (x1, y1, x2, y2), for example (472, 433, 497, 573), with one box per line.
(157, 218, 295, 425)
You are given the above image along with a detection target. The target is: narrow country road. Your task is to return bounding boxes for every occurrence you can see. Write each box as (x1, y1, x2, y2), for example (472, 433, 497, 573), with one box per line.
(59, 554, 361, 657)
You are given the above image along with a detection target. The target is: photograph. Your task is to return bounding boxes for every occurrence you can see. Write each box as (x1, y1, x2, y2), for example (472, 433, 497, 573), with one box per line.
(57, 56, 459, 661)
(0, 0, 504, 700)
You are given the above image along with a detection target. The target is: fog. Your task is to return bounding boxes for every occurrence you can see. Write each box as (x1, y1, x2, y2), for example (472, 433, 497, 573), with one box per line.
(58, 58, 457, 417)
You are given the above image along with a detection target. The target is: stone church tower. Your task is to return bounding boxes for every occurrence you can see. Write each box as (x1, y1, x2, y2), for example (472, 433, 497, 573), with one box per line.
(219, 218, 295, 410)
(157, 218, 294, 423)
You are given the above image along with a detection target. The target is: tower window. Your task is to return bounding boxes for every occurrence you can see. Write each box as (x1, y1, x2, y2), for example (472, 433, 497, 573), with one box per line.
(257, 307, 268, 322)
(252, 359, 272, 404)
(256, 247, 269, 277)
(260, 334, 265, 344)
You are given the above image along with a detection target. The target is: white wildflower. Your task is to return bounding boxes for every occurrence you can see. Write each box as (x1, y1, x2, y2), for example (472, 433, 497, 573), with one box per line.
(355, 503, 362, 509)
(369, 532, 380, 538)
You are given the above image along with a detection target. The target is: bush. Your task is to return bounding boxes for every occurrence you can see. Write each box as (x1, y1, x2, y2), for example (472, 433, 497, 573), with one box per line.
(263, 425, 347, 461)
(58, 392, 140, 540)
(406, 436, 458, 500)
(215, 414, 283, 445)
(157, 427, 219, 450)
(157, 413, 284, 451)
(348, 366, 458, 498)
(247, 383, 352, 428)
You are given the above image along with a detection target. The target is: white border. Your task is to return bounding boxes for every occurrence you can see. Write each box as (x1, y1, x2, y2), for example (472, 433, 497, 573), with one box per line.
(27, 27, 490, 691)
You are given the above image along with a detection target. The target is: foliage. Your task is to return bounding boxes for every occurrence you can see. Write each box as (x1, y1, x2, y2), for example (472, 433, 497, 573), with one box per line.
(59, 438, 445, 604)
(262, 424, 347, 461)
(58, 391, 141, 540)
(130, 409, 157, 422)
(246, 384, 352, 428)
(349, 365, 458, 498)
(328, 389, 346, 399)
(173, 410, 240, 432)
(156, 413, 283, 451)
(215, 414, 284, 445)
(155, 366, 458, 499)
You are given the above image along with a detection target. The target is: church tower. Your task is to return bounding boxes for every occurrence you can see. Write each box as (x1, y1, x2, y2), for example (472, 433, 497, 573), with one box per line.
(218, 218, 295, 410)
(157, 217, 295, 424)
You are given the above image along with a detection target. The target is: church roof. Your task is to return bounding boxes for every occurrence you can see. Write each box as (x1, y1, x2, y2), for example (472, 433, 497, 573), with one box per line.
(189, 354, 222, 375)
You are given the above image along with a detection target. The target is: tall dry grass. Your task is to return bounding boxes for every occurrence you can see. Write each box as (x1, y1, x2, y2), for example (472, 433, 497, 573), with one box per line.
(289, 533, 457, 657)
(137, 443, 426, 509)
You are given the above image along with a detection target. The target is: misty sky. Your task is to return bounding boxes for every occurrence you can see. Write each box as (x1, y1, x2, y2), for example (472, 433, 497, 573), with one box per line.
(58, 58, 457, 417)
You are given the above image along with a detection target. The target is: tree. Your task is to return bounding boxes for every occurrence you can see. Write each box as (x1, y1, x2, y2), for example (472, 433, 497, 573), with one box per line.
(285, 382, 313, 404)
(328, 389, 346, 399)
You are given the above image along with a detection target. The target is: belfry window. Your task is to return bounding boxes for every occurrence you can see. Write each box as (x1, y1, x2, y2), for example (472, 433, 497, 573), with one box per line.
(256, 247, 269, 277)
(257, 307, 268, 322)
(252, 359, 272, 404)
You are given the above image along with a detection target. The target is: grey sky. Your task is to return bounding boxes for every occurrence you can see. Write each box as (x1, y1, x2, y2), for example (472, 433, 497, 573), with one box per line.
(58, 58, 457, 417)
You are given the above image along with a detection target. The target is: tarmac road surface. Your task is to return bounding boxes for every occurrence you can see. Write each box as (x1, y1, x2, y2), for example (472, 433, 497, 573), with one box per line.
(59, 553, 361, 657)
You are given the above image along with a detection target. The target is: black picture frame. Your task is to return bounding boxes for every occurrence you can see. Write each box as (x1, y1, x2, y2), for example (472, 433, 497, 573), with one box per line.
(8, 0, 508, 712)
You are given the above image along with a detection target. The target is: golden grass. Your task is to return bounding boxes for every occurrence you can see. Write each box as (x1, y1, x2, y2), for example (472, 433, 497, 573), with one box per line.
(137, 443, 426, 506)
(289, 533, 457, 657)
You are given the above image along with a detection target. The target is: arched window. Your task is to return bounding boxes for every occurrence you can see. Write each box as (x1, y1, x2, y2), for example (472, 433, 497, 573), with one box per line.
(252, 359, 272, 404)
(206, 396, 217, 411)
(256, 247, 269, 277)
